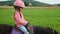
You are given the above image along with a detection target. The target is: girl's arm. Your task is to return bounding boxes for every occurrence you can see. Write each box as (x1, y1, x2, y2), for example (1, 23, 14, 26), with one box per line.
(21, 12, 28, 23)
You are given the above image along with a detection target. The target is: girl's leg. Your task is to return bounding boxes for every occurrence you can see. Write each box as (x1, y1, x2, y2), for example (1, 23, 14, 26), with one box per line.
(18, 26, 29, 34)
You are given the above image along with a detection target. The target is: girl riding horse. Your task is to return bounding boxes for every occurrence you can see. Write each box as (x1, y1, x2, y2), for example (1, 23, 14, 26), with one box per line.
(13, 0, 29, 34)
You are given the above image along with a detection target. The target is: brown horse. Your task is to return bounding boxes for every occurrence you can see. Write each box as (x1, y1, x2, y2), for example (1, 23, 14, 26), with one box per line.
(0, 24, 58, 34)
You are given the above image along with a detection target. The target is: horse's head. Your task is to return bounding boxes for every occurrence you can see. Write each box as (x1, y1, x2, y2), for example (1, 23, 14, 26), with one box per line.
(46, 27, 58, 34)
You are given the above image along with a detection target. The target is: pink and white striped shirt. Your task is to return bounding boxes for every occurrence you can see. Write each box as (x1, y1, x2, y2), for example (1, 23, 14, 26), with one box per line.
(14, 11, 28, 26)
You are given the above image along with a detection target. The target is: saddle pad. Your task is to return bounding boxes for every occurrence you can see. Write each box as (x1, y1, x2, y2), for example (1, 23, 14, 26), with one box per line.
(11, 28, 22, 34)
(11, 26, 34, 34)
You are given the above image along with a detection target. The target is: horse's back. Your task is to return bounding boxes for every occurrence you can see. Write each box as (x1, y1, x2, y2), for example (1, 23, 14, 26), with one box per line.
(0, 24, 13, 34)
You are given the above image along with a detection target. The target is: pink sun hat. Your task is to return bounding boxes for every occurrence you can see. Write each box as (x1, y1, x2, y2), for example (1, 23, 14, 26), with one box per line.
(13, 0, 25, 8)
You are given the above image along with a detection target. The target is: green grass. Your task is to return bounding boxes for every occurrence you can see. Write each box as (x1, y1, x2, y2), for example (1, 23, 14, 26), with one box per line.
(0, 7, 60, 34)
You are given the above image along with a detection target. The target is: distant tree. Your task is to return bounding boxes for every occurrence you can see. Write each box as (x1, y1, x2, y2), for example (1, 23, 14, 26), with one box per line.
(58, 4, 60, 6)
(24, 2, 29, 6)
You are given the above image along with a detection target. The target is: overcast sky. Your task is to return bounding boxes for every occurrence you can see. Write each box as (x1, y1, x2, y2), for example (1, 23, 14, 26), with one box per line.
(0, 0, 10, 1)
(34, 0, 60, 4)
(0, 0, 6, 1)
(0, 0, 60, 4)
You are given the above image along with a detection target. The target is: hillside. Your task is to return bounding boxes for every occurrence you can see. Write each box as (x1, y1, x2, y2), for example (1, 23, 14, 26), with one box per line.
(23, 0, 51, 6)
(0, 1, 14, 6)
(0, 0, 51, 6)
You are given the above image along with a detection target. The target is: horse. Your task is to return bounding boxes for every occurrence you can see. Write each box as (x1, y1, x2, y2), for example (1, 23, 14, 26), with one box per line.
(0, 24, 58, 34)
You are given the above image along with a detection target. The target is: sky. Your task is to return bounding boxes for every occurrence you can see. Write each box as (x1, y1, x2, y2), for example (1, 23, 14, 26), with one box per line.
(0, 0, 60, 4)
(0, 0, 11, 1)
(0, 0, 6, 1)
(34, 0, 60, 4)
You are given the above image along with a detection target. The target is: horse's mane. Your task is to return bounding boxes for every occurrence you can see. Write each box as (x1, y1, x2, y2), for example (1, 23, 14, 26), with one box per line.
(33, 26, 58, 34)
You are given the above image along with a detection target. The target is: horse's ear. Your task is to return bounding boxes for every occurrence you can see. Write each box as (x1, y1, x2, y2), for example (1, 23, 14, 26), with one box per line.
(53, 30, 58, 34)
(46, 27, 58, 34)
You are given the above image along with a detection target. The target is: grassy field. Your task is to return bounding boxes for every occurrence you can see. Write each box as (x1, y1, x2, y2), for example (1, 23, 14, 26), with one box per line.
(0, 7, 60, 34)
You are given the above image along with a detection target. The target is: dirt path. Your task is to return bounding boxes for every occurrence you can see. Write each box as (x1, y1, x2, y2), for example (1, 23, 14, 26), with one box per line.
(0, 6, 60, 9)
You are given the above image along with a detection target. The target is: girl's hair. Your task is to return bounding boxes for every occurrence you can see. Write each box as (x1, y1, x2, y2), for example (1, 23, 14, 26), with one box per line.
(14, 5, 20, 10)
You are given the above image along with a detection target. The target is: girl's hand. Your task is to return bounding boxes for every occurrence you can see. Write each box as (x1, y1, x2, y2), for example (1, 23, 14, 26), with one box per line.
(23, 21, 28, 25)
(25, 21, 28, 23)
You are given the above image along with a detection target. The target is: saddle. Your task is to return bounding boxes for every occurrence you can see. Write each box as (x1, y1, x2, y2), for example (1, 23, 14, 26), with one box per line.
(13, 24, 34, 34)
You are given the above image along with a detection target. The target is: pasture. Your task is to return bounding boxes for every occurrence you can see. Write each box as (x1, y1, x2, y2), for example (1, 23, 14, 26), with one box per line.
(0, 7, 60, 34)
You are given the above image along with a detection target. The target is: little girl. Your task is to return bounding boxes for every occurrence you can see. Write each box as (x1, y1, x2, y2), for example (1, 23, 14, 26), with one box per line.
(13, 0, 29, 34)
